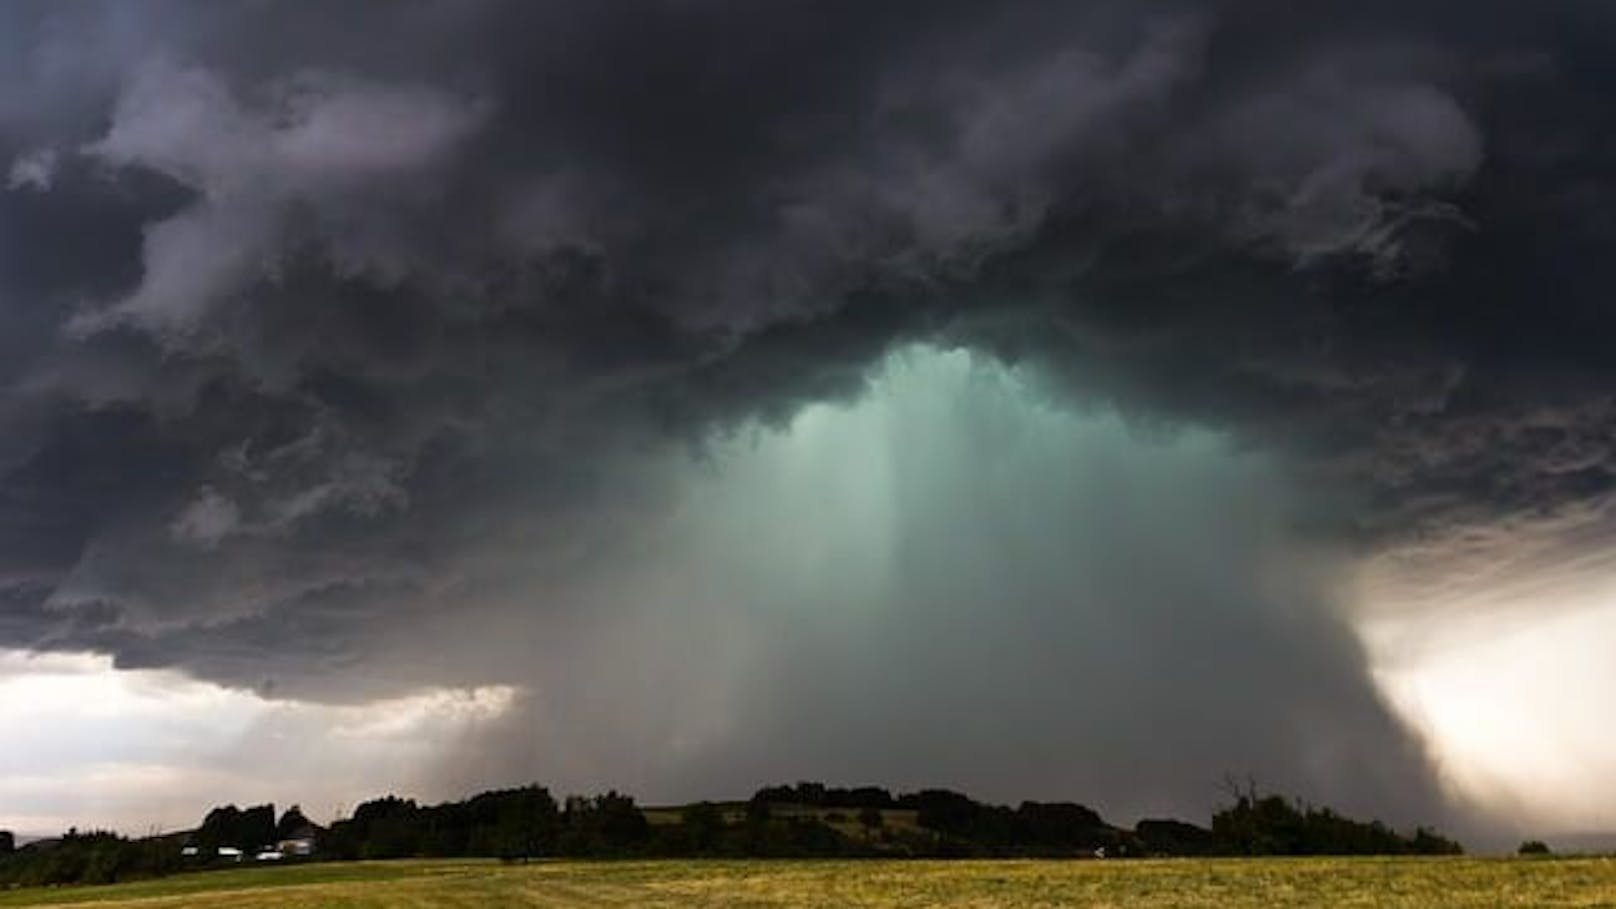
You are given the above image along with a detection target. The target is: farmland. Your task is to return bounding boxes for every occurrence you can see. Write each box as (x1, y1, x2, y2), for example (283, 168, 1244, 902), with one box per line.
(1, 856, 1613, 908)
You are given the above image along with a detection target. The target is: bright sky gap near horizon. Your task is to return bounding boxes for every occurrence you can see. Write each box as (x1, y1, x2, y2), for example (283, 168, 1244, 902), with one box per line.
(4, 0, 1616, 851)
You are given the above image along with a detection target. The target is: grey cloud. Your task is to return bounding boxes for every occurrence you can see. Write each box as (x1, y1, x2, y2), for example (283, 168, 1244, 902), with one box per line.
(75, 59, 488, 339)
(7, 149, 57, 191)
(169, 486, 239, 549)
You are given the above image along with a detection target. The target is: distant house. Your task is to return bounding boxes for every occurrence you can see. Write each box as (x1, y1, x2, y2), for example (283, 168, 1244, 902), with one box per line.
(254, 849, 285, 861)
(277, 823, 320, 857)
(216, 846, 243, 861)
(180, 845, 199, 857)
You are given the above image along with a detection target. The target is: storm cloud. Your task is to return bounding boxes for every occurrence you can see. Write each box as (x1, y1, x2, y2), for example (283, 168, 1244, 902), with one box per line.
(3, 0, 1615, 833)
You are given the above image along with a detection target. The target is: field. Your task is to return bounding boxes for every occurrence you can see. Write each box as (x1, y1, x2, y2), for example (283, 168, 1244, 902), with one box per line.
(1, 857, 1613, 908)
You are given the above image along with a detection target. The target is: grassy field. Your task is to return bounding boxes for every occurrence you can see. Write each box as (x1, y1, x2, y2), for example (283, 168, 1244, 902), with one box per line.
(1, 857, 1613, 908)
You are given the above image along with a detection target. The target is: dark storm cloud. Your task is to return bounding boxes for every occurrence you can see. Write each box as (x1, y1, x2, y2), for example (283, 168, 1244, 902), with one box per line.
(1, 0, 1613, 825)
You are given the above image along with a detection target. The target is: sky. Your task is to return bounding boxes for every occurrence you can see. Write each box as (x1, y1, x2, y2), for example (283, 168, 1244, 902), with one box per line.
(2, 0, 1616, 846)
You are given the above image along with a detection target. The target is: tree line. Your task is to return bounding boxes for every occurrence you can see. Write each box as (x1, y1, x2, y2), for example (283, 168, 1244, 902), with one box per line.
(0, 781, 1461, 888)
(0, 829, 184, 887)
(319, 789, 651, 860)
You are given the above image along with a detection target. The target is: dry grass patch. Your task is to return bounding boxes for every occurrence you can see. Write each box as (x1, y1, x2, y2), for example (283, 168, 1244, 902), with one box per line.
(2, 856, 1615, 907)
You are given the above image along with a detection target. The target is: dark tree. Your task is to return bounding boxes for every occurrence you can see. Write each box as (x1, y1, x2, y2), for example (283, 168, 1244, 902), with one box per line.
(194, 803, 276, 851)
(237, 805, 276, 849)
(487, 786, 560, 860)
(680, 802, 725, 854)
(858, 805, 884, 836)
(1015, 801, 1109, 851)
(276, 805, 316, 839)
(1211, 788, 1461, 856)
(350, 797, 421, 859)
(194, 805, 239, 850)
(558, 791, 649, 856)
(596, 791, 651, 849)
(745, 800, 771, 825)
(1135, 819, 1219, 856)
(904, 789, 981, 836)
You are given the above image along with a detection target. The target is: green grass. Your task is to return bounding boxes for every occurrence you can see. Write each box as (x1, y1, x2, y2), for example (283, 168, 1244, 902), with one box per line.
(2, 857, 1614, 907)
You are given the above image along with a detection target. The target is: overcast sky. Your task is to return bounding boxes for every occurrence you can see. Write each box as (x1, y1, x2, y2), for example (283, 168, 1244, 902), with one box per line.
(3, 0, 1616, 846)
